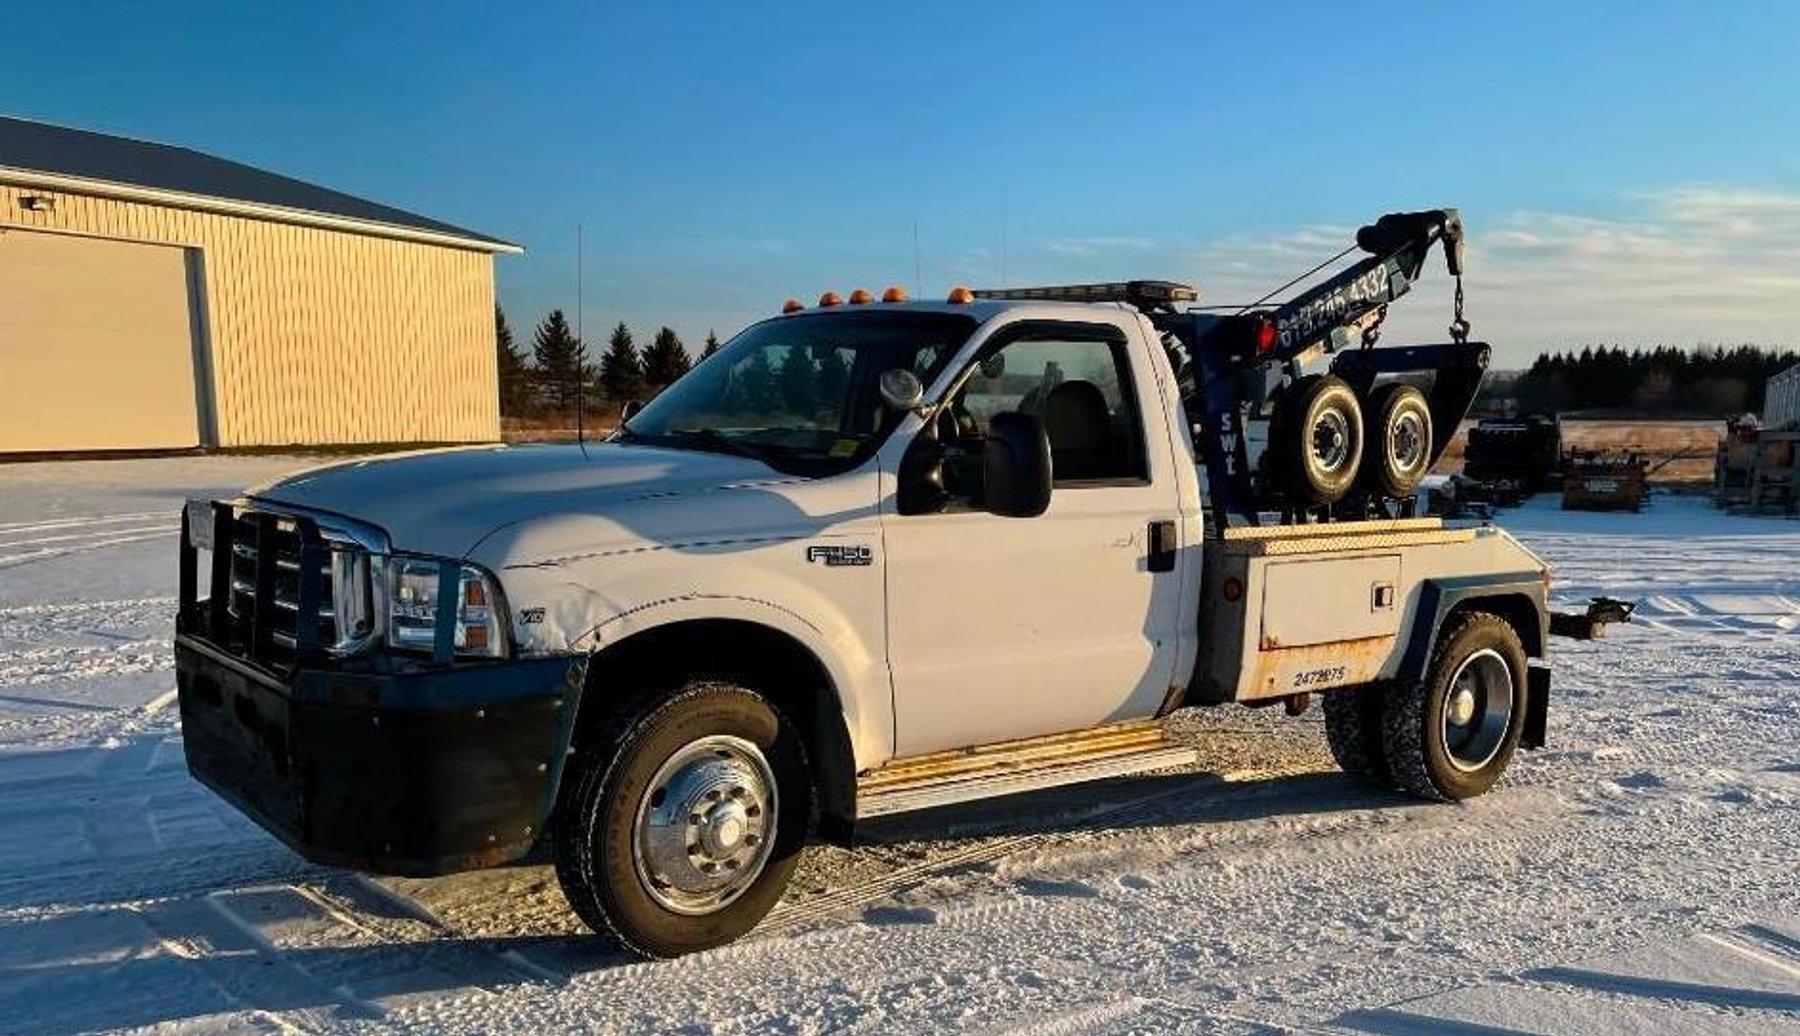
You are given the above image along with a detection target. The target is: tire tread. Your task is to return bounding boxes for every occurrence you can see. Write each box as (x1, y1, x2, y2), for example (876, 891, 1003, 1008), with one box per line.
(1381, 612, 1525, 802)
(553, 682, 808, 958)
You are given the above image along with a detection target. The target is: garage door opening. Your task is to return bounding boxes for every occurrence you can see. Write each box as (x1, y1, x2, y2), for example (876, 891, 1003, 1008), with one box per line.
(0, 228, 210, 453)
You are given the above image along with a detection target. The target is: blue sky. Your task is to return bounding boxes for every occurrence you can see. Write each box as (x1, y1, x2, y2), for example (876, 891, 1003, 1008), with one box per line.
(4, 1, 1797, 365)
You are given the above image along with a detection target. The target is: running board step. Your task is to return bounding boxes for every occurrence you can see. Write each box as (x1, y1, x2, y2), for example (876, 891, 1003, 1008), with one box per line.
(855, 719, 1198, 819)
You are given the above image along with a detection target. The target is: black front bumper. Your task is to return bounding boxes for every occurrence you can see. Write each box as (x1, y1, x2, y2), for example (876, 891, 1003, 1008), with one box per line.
(175, 634, 584, 876)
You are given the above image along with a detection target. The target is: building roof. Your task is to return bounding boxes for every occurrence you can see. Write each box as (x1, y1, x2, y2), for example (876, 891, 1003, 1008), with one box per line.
(0, 115, 518, 252)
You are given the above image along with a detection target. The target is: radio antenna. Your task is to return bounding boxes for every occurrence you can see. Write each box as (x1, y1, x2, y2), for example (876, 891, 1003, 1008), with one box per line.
(575, 223, 588, 458)
(1000, 186, 1009, 286)
(913, 216, 922, 297)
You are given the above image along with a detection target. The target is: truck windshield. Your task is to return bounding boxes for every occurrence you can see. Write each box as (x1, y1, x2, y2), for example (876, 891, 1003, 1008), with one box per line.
(616, 310, 976, 474)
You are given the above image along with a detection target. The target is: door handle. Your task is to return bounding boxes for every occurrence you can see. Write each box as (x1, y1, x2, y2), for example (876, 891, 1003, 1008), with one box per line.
(1148, 520, 1177, 573)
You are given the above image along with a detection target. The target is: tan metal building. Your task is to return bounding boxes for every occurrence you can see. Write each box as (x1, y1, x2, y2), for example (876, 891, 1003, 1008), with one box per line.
(0, 115, 520, 453)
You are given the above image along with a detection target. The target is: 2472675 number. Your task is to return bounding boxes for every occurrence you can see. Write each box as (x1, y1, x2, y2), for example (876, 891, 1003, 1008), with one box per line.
(1292, 665, 1348, 688)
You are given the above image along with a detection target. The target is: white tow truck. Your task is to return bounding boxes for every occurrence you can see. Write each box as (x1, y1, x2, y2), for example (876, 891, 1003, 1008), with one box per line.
(174, 209, 1624, 957)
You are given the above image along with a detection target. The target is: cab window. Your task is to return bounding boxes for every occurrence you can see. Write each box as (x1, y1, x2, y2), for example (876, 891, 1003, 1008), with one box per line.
(945, 323, 1148, 485)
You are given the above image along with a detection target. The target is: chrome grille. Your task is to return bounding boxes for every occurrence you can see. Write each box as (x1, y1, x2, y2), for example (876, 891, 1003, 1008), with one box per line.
(222, 512, 335, 663)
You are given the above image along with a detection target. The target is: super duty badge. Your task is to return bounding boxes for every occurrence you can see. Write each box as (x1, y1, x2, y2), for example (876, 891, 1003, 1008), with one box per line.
(805, 545, 873, 567)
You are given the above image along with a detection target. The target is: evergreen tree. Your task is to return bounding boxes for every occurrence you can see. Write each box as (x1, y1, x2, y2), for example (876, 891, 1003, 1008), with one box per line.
(817, 347, 850, 408)
(599, 321, 645, 403)
(642, 326, 693, 390)
(701, 330, 723, 360)
(531, 310, 584, 412)
(494, 306, 534, 416)
(728, 348, 781, 413)
(1510, 343, 1798, 416)
(777, 344, 819, 415)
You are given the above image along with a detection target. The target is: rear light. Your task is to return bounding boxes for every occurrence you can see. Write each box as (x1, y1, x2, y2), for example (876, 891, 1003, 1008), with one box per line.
(882, 285, 908, 303)
(947, 286, 975, 304)
(819, 291, 843, 307)
(1255, 317, 1278, 355)
(848, 288, 873, 304)
(782, 298, 804, 314)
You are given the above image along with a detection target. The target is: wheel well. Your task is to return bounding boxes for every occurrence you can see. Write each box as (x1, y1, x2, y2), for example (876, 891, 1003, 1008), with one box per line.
(1447, 593, 1544, 658)
(560, 619, 857, 843)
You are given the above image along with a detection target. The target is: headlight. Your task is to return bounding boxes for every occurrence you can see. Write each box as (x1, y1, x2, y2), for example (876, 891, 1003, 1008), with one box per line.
(385, 556, 506, 658)
(329, 549, 375, 651)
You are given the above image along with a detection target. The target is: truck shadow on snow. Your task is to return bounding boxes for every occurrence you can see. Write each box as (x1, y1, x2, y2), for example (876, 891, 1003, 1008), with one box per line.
(0, 739, 1422, 1034)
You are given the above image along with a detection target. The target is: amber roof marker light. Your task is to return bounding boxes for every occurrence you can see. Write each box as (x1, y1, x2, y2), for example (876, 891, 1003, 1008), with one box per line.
(818, 291, 843, 307)
(882, 285, 908, 303)
(848, 288, 874, 305)
(781, 298, 805, 314)
(946, 286, 975, 304)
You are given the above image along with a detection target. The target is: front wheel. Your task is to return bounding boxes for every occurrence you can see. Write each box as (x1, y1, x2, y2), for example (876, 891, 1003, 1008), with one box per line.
(554, 682, 812, 957)
(1381, 613, 1528, 801)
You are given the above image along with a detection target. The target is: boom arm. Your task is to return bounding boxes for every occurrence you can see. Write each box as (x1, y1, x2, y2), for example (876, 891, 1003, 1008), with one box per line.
(1268, 209, 1464, 357)
(1150, 208, 1483, 529)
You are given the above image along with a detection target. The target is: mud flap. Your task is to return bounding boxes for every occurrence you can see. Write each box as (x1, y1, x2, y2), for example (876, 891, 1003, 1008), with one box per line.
(1523, 662, 1550, 750)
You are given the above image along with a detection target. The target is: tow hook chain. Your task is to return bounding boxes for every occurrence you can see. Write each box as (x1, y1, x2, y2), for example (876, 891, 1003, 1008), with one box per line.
(1449, 275, 1471, 344)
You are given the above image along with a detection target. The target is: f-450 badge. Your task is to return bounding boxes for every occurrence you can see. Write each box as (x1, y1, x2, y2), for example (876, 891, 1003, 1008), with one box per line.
(805, 544, 873, 567)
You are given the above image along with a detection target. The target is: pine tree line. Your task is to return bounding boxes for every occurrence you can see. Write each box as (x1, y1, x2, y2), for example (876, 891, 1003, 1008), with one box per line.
(495, 306, 719, 418)
(1508, 344, 1798, 416)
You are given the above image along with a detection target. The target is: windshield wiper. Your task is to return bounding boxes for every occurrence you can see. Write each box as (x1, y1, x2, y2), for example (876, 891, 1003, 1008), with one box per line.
(664, 428, 782, 463)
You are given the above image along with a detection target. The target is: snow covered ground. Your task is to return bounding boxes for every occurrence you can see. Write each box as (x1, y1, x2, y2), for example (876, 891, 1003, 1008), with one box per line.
(0, 456, 1794, 1035)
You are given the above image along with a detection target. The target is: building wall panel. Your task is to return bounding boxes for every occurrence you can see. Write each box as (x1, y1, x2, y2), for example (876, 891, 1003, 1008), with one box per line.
(1, 184, 500, 446)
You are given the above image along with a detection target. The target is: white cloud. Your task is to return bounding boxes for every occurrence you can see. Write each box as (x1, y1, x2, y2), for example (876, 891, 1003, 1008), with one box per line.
(1207, 190, 1800, 366)
(1000, 189, 1800, 368)
(1040, 235, 1160, 257)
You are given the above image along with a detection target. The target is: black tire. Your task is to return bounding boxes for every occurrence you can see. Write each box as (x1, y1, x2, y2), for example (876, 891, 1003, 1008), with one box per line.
(553, 682, 812, 958)
(1360, 383, 1435, 500)
(1381, 613, 1529, 801)
(1269, 375, 1365, 506)
(1322, 684, 1391, 783)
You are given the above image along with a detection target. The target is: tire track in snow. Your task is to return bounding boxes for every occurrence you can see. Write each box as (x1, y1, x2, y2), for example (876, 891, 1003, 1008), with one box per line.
(0, 596, 175, 645)
(0, 511, 169, 535)
(0, 641, 170, 687)
(0, 529, 177, 570)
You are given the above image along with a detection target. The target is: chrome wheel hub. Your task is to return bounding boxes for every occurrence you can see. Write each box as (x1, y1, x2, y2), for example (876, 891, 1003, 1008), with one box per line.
(1312, 410, 1352, 472)
(632, 735, 776, 916)
(1447, 686, 1477, 726)
(1392, 411, 1426, 472)
(1440, 648, 1515, 773)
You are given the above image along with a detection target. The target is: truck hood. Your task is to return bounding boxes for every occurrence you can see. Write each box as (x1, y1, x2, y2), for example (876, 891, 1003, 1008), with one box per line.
(248, 443, 796, 558)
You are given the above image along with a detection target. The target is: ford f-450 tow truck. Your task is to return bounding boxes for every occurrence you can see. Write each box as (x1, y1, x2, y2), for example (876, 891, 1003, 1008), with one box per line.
(173, 209, 1624, 957)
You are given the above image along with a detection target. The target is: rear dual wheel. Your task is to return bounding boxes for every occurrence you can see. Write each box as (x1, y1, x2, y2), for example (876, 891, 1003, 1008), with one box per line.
(1324, 613, 1528, 801)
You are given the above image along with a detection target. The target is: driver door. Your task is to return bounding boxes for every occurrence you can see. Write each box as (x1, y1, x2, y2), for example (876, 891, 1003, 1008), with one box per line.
(880, 318, 1184, 757)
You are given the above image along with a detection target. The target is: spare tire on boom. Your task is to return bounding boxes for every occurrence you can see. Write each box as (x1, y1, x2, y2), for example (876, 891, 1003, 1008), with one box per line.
(1360, 382, 1435, 500)
(1269, 374, 1364, 506)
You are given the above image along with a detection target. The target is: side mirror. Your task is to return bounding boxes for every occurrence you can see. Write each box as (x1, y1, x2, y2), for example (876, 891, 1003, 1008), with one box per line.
(983, 411, 1052, 517)
(619, 399, 644, 422)
(895, 423, 948, 515)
